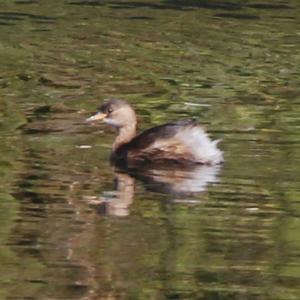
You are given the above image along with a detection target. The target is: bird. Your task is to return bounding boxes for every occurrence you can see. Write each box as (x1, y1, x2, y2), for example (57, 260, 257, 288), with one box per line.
(86, 99, 223, 166)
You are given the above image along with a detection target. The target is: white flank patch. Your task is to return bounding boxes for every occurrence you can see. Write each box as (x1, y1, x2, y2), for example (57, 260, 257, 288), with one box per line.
(175, 126, 224, 164)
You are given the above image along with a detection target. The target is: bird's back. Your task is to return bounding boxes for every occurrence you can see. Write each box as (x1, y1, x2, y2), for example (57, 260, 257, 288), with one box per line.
(113, 119, 223, 165)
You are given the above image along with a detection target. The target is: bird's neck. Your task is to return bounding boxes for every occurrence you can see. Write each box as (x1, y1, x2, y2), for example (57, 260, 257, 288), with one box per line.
(113, 124, 136, 151)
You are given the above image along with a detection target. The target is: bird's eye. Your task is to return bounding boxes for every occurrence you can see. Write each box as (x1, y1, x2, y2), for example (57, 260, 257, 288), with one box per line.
(107, 107, 113, 114)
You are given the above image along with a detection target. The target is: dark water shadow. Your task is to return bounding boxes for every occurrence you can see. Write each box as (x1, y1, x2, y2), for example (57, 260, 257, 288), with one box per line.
(246, 3, 292, 9)
(0, 12, 57, 24)
(214, 13, 260, 20)
(67, 0, 105, 6)
(0, 21, 15, 26)
(162, 0, 242, 10)
(20, 103, 87, 134)
(15, 0, 39, 4)
(127, 16, 155, 20)
(67, 0, 293, 12)
(87, 163, 221, 216)
(67, 0, 242, 10)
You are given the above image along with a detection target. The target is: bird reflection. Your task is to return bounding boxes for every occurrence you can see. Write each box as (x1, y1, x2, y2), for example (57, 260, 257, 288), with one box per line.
(86, 164, 221, 217)
(96, 171, 135, 217)
(126, 164, 221, 195)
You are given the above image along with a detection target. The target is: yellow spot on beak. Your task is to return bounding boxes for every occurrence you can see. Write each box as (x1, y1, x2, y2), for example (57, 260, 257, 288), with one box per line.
(86, 112, 107, 123)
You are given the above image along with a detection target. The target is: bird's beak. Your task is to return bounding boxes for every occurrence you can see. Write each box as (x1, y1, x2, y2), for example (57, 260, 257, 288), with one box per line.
(86, 112, 107, 123)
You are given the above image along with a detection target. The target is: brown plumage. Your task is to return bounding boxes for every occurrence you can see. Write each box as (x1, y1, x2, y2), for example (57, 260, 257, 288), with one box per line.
(86, 99, 223, 166)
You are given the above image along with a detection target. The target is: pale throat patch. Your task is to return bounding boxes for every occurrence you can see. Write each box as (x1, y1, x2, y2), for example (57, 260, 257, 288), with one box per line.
(104, 117, 119, 128)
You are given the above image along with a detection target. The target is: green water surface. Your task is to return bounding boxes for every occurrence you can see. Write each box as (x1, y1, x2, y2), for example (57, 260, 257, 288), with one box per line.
(0, 0, 300, 299)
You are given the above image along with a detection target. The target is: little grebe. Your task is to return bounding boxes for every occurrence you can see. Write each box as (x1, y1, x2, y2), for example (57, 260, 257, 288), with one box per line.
(86, 99, 223, 165)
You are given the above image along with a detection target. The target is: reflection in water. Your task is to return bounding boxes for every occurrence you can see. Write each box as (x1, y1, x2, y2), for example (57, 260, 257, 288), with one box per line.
(126, 164, 221, 195)
(86, 171, 135, 217)
(86, 164, 221, 216)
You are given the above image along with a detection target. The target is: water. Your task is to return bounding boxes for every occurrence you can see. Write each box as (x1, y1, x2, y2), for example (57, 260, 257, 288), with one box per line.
(0, 0, 300, 299)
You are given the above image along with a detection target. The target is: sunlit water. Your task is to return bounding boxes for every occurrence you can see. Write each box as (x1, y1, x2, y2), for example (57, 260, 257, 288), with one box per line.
(0, 0, 300, 299)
